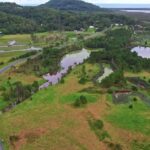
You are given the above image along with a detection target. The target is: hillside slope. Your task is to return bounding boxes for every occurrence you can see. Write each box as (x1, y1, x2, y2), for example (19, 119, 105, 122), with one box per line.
(40, 0, 101, 11)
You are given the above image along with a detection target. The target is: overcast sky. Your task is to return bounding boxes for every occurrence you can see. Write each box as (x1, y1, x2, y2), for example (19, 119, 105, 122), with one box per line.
(0, 0, 150, 5)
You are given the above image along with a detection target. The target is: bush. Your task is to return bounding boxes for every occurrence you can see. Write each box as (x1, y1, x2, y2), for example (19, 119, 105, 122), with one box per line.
(93, 120, 104, 130)
(0, 62, 4, 65)
(133, 97, 138, 102)
(99, 130, 110, 141)
(79, 77, 87, 84)
(0, 86, 6, 91)
(129, 104, 133, 109)
(88, 118, 110, 141)
(131, 85, 138, 91)
(60, 78, 65, 84)
(74, 95, 87, 107)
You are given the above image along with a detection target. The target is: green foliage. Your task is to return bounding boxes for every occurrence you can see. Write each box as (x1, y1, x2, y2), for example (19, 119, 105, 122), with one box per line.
(9, 51, 37, 62)
(85, 36, 106, 49)
(92, 119, 104, 130)
(88, 118, 110, 141)
(61, 92, 98, 104)
(2, 80, 39, 106)
(106, 101, 150, 135)
(74, 95, 87, 107)
(0, 3, 135, 34)
(0, 11, 37, 34)
(78, 65, 88, 84)
(101, 69, 125, 87)
(89, 28, 150, 72)
(41, 0, 101, 11)
(106, 141, 123, 150)
(79, 77, 87, 84)
(132, 140, 150, 150)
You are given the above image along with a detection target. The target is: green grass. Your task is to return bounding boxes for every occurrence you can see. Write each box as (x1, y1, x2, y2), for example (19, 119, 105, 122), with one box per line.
(0, 96, 8, 110)
(106, 101, 150, 135)
(106, 94, 113, 102)
(132, 140, 150, 150)
(0, 45, 29, 51)
(0, 34, 31, 45)
(0, 51, 26, 63)
(72, 63, 100, 81)
(60, 92, 99, 104)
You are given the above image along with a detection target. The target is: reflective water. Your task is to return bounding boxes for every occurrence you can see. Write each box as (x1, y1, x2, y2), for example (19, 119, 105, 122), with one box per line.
(131, 46, 150, 58)
(122, 10, 150, 13)
(97, 67, 113, 83)
(39, 49, 90, 89)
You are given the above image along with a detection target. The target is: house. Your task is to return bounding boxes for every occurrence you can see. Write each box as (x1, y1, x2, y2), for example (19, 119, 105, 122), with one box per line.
(89, 26, 94, 29)
(114, 90, 132, 98)
(8, 40, 16, 46)
(88, 26, 96, 33)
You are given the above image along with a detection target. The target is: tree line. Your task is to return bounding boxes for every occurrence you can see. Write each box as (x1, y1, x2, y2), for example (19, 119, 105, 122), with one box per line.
(0, 3, 136, 34)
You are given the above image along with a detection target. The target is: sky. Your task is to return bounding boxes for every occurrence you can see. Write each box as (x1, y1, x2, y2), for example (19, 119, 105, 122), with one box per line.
(0, 0, 150, 6)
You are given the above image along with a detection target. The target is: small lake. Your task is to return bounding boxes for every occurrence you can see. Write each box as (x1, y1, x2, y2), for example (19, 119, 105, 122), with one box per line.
(39, 49, 90, 89)
(122, 10, 150, 13)
(131, 46, 150, 59)
(97, 67, 113, 83)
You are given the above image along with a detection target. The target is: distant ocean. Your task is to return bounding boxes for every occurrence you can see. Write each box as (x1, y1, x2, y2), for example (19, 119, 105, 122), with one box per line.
(97, 4, 150, 9)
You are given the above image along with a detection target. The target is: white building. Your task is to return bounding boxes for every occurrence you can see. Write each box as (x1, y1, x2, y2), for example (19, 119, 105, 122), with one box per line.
(8, 40, 16, 46)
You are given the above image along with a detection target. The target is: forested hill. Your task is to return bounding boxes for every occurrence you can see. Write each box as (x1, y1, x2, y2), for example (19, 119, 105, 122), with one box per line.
(0, 2, 135, 34)
(0, 2, 23, 12)
(40, 0, 101, 11)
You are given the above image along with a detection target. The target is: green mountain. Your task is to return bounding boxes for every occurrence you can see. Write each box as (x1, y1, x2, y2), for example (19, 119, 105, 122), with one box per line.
(40, 0, 101, 11)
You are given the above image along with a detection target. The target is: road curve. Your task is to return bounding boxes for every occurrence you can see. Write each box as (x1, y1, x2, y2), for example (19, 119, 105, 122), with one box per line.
(0, 47, 42, 53)
(0, 52, 42, 74)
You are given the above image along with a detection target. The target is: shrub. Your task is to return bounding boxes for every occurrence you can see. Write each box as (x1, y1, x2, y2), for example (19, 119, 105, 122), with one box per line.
(129, 104, 133, 109)
(60, 78, 65, 84)
(88, 118, 110, 141)
(93, 120, 104, 130)
(9, 135, 19, 146)
(74, 95, 87, 107)
(131, 85, 138, 91)
(133, 97, 138, 102)
(99, 130, 110, 141)
(79, 77, 87, 84)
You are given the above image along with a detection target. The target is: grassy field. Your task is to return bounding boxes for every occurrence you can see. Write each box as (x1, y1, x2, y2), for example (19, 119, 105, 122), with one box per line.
(125, 71, 150, 78)
(0, 31, 150, 150)
(0, 46, 29, 51)
(0, 62, 150, 150)
(106, 101, 150, 135)
(0, 51, 26, 63)
(0, 34, 31, 45)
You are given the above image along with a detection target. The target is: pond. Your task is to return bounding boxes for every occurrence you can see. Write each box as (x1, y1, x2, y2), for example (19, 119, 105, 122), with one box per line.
(39, 49, 90, 89)
(97, 67, 113, 83)
(131, 46, 150, 59)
